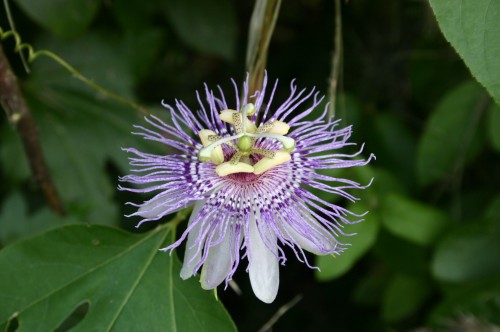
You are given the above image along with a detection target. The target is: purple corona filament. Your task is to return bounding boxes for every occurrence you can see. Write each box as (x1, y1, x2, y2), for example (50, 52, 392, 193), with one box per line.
(119, 74, 375, 303)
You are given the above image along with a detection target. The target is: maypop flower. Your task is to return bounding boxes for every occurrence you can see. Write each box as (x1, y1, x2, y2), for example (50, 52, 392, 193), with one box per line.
(120, 74, 374, 303)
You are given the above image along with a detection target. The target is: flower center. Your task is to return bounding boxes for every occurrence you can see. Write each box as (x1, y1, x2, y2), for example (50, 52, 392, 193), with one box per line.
(197, 103, 295, 177)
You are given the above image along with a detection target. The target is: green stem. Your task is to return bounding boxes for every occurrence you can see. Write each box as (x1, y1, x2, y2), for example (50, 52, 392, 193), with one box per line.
(328, 0, 343, 118)
(245, 0, 282, 100)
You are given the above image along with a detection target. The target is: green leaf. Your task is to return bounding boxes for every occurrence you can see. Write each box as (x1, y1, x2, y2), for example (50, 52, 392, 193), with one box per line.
(163, 0, 237, 60)
(315, 204, 380, 281)
(382, 274, 431, 323)
(429, 0, 500, 106)
(488, 103, 500, 151)
(14, 0, 100, 38)
(380, 194, 450, 246)
(417, 81, 487, 186)
(0, 224, 236, 331)
(432, 219, 500, 282)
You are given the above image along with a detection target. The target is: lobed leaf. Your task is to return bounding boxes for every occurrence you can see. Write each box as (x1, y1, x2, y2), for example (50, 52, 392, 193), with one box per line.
(380, 194, 450, 246)
(0, 224, 236, 332)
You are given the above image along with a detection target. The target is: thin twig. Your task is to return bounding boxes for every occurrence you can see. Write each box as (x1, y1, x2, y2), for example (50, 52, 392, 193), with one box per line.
(0, 46, 65, 215)
(245, 0, 282, 100)
(328, 0, 343, 118)
(3, 0, 29, 73)
(257, 294, 303, 332)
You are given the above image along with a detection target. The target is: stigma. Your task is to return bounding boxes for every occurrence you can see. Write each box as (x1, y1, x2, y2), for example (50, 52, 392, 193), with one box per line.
(198, 103, 295, 176)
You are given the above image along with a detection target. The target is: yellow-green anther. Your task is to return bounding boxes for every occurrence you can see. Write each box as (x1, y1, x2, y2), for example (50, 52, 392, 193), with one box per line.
(209, 149, 224, 164)
(237, 135, 252, 152)
(199, 133, 242, 163)
(257, 122, 273, 133)
(232, 112, 242, 133)
(199, 130, 218, 146)
(199, 149, 213, 162)
(257, 121, 290, 135)
(250, 148, 276, 159)
(247, 133, 296, 152)
(242, 103, 256, 116)
(216, 162, 254, 176)
(268, 121, 290, 135)
(230, 151, 243, 164)
(219, 109, 239, 124)
(277, 136, 296, 152)
(219, 109, 257, 133)
(198, 130, 224, 164)
(253, 150, 291, 175)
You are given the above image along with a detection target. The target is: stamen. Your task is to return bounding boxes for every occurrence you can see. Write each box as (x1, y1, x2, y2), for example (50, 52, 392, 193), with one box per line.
(216, 162, 254, 176)
(198, 130, 224, 164)
(250, 148, 276, 159)
(199, 133, 243, 162)
(258, 121, 290, 135)
(230, 151, 243, 164)
(219, 109, 238, 124)
(199, 130, 220, 146)
(247, 133, 296, 152)
(233, 112, 242, 133)
(253, 150, 292, 175)
(219, 109, 257, 133)
(199, 104, 294, 175)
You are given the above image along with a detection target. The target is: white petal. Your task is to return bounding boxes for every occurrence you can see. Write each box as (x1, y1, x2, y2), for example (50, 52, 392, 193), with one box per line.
(200, 227, 232, 290)
(180, 200, 206, 280)
(248, 215, 279, 303)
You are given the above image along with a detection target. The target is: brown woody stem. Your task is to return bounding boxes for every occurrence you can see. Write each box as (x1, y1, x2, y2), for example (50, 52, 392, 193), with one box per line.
(0, 46, 65, 215)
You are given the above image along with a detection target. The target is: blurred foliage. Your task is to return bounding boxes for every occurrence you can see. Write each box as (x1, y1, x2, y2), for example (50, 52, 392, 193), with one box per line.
(1, 0, 500, 331)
